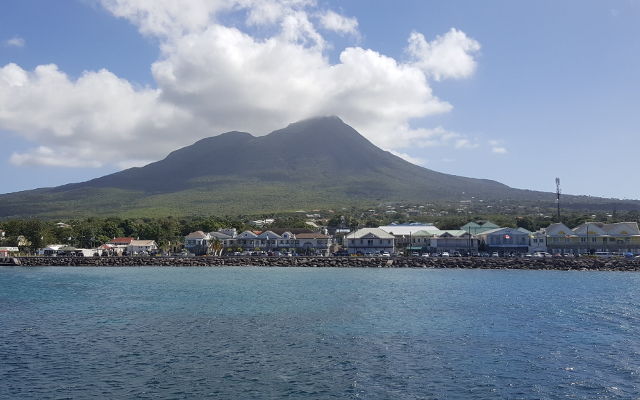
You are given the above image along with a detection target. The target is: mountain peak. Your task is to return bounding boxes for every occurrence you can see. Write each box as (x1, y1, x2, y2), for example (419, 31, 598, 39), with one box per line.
(0, 117, 565, 218)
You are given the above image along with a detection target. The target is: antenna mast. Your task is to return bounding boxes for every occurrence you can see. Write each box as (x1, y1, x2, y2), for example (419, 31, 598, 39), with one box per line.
(555, 177, 561, 222)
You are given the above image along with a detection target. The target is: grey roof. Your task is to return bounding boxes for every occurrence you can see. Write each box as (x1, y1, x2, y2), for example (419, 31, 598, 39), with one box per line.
(209, 232, 232, 240)
(349, 228, 395, 239)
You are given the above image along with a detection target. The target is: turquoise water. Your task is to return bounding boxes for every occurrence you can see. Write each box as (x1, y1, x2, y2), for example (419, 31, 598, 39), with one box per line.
(1, 267, 639, 399)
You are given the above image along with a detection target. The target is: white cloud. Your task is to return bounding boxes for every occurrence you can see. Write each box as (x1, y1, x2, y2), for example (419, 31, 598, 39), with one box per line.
(407, 28, 480, 81)
(0, 63, 194, 167)
(389, 151, 426, 166)
(4, 36, 25, 48)
(319, 10, 358, 35)
(1, 1, 482, 168)
(489, 140, 508, 154)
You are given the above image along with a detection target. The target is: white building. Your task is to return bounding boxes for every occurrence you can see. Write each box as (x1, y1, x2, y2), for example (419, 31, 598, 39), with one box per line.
(127, 240, 158, 255)
(294, 233, 332, 255)
(529, 229, 548, 253)
(379, 223, 440, 250)
(345, 228, 395, 255)
(184, 231, 211, 255)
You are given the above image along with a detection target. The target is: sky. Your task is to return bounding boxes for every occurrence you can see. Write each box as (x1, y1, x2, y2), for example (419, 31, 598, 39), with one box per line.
(1, 0, 639, 199)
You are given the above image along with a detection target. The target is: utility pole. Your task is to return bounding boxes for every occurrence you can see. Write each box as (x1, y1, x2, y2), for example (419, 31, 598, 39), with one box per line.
(555, 177, 561, 222)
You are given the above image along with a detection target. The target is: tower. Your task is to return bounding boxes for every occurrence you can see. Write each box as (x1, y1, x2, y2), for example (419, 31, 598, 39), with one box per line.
(555, 177, 561, 222)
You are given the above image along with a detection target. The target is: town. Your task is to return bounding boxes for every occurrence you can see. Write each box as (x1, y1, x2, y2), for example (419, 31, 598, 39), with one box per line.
(2, 219, 639, 259)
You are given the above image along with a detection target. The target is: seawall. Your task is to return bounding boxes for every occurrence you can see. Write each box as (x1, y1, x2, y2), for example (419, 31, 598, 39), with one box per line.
(10, 256, 640, 271)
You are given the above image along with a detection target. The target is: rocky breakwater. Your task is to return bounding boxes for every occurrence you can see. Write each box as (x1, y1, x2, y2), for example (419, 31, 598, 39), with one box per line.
(14, 256, 640, 270)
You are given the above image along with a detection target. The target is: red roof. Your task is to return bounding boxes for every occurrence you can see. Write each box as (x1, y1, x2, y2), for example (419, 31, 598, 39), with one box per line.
(107, 237, 134, 245)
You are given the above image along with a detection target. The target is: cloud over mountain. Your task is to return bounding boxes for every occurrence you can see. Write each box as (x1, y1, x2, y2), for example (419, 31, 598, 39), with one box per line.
(0, 0, 483, 168)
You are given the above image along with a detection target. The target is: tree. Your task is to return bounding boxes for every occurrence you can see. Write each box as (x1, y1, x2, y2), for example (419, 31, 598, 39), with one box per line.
(209, 238, 223, 256)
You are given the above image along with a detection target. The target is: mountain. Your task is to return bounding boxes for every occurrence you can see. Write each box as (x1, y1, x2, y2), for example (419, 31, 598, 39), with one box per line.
(0, 116, 637, 218)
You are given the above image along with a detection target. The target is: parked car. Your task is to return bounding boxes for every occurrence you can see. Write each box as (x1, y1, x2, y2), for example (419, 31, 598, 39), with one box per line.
(441, 252, 450, 257)
(491, 252, 500, 257)
(380, 251, 391, 257)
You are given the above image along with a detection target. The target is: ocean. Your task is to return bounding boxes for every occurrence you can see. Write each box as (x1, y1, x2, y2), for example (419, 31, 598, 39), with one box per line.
(1, 267, 639, 399)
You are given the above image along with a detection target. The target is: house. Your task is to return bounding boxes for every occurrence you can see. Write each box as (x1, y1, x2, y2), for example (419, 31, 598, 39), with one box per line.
(0, 247, 18, 257)
(294, 233, 332, 255)
(209, 231, 234, 247)
(529, 229, 547, 253)
(106, 237, 135, 256)
(127, 240, 158, 255)
(460, 221, 500, 235)
(254, 231, 283, 250)
(233, 230, 260, 251)
(217, 228, 237, 238)
(184, 231, 211, 255)
(38, 244, 68, 256)
(430, 230, 479, 254)
(39, 245, 96, 257)
(546, 222, 640, 255)
(476, 227, 530, 255)
(407, 230, 434, 253)
(344, 228, 395, 255)
(379, 223, 440, 250)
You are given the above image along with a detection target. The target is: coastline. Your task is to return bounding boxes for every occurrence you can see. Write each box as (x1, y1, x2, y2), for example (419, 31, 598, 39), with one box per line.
(6, 256, 640, 271)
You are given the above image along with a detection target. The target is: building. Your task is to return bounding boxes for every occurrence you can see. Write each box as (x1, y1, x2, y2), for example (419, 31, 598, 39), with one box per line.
(430, 230, 479, 254)
(38, 244, 68, 256)
(345, 228, 395, 255)
(379, 223, 440, 250)
(233, 230, 260, 251)
(106, 237, 135, 255)
(460, 221, 500, 235)
(546, 222, 640, 255)
(0, 247, 18, 257)
(127, 240, 158, 255)
(184, 231, 211, 255)
(529, 229, 547, 253)
(294, 233, 332, 255)
(476, 227, 530, 255)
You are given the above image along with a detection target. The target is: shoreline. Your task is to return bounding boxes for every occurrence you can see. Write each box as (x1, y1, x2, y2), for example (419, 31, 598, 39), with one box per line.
(5, 256, 640, 271)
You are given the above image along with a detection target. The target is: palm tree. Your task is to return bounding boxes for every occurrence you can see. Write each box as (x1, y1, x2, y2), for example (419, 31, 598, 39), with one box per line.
(209, 238, 223, 256)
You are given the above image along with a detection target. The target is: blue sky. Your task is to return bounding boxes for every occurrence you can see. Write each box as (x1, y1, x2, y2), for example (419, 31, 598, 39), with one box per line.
(1, 0, 639, 199)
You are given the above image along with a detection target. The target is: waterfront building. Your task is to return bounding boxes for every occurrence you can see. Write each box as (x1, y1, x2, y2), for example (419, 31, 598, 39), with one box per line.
(379, 223, 440, 250)
(0, 246, 18, 257)
(184, 231, 211, 255)
(430, 230, 479, 254)
(476, 227, 530, 255)
(529, 229, 548, 253)
(127, 240, 159, 255)
(407, 230, 433, 253)
(294, 233, 333, 256)
(546, 222, 640, 255)
(460, 221, 500, 235)
(344, 228, 395, 255)
(106, 237, 135, 255)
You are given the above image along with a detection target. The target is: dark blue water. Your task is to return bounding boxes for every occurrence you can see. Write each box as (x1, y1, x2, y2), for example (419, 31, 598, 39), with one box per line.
(1, 267, 639, 399)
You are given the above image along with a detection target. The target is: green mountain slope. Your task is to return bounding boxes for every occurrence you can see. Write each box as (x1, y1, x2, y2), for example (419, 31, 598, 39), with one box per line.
(0, 116, 637, 218)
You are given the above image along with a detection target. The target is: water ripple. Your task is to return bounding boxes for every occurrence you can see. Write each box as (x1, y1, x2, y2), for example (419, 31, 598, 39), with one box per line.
(1, 267, 639, 399)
